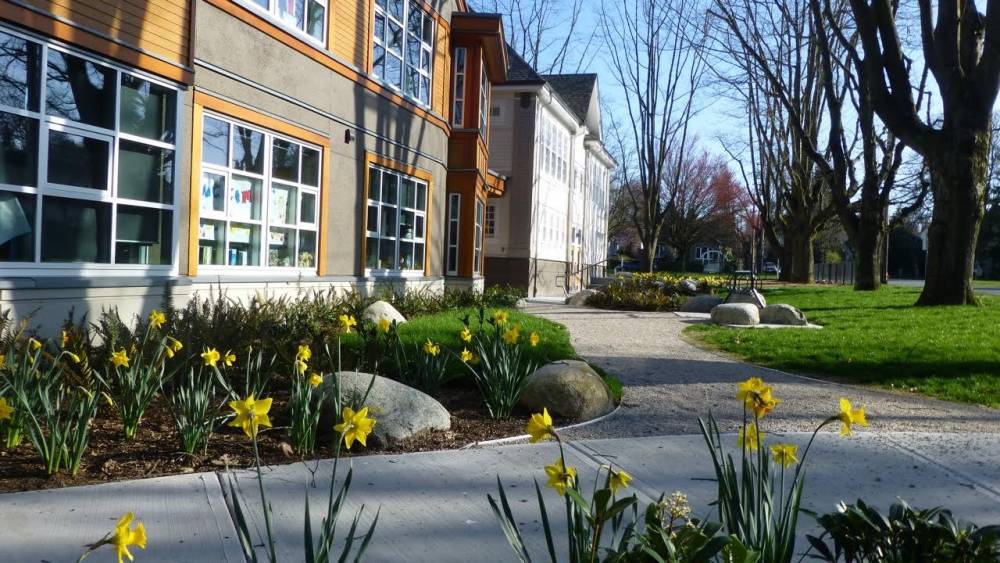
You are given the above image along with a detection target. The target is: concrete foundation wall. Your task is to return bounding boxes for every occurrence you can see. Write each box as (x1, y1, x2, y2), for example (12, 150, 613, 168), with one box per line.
(485, 256, 568, 297)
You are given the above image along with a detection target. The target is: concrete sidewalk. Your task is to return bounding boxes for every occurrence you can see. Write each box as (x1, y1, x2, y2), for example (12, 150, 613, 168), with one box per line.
(4, 432, 999, 562)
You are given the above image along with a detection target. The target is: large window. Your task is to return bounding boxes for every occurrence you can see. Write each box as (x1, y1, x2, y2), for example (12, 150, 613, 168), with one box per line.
(446, 192, 460, 275)
(0, 27, 179, 269)
(366, 165, 428, 272)
(452, 47, 466, 127)
(373, 0, 434, 106)
(473, 199, 484, 275)
(198, 114, 321, 270)
(485, 204, 496, 238)
(242, 0, 327, 44)
(479, 64, 489, 132)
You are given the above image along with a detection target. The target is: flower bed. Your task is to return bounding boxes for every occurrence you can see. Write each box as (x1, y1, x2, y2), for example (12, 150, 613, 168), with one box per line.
(585, 273, 727, 311)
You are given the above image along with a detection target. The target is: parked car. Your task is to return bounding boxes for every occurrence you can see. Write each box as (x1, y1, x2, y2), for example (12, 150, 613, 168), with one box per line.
(763, 262, 780, 275)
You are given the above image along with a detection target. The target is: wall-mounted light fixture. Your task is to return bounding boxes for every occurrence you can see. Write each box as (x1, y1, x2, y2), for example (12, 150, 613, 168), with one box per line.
(344, 129, 356, 144)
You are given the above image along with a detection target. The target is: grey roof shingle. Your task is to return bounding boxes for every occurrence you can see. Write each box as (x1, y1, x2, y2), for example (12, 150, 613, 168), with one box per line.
(540, 73, 598, 124)
(505, 48, 546, 84)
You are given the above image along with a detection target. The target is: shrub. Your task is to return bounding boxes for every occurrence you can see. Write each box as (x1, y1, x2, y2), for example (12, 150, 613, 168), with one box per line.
(586, 273, 726, 312)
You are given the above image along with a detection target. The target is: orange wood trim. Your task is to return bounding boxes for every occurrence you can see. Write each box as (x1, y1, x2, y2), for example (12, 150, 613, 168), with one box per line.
(365, 0, 374, 74)
(193, 91, 330, 148)
(317, 148, 331, 276)
(365, 152, 435, 275)
(201, 0, 451, 135)
(187, 103, 204, 276)
(361, 153, 372, 274)
(0, 3, 193, 83)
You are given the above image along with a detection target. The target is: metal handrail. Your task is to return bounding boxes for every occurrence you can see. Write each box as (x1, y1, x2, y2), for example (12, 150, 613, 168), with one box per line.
(556, 257, 617, 295)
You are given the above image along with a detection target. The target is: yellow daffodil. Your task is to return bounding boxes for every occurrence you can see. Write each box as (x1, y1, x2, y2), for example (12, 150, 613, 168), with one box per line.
(28, 338, 41, 351)
(110, 512, 147, 563)
(339, 314, 358, 333)
(492, 310, 508, 326)
(526, 408, 555, 443)
(228, 395, 273, 439)
(61, 330, 69, 348)
(296, 344, 312, 362)
(111, 349, 130, 368)
(333, 406, 376, 449)
(770, 443, 799, 469)
(0, 353, 5, 366)
(460, 326, 473, 342)
(294, 359, 308, 376)
(609, 467, 632, 494)
(529, 332, 540, 347)
(223, 350, 236, 367)
(66, 351, 81, 364)
(167, 337, 183, 352)
(738, 422, 763, 452)
(460, 348, 475, 363)
(423, 339, 440, 356)
(148, 310, 166, 330)
(201, 348, 220, 368)
(737, 377, 780, 418)
(0, 397, 14, 421)
(165, 346, 175, 359)
(503, 326, 521, 344)
(544, 458, 577, 496)
(308, 373, 323, 387)
(837, 397, 868, 437)
(378, 318, 392, 333)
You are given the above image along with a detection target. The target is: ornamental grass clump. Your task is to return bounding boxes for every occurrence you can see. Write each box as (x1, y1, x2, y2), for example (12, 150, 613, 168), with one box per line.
(288, 343, 326, 454)
(100, 310, 186, 439)
(701, 377, 870, 563)
(461, 308, 541, 418)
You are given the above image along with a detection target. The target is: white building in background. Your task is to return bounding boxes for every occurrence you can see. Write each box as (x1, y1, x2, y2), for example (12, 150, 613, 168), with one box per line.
(484, 51, 615, 296)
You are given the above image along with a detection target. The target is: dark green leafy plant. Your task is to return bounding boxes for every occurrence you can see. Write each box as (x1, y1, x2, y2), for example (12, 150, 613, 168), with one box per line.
(806, 499, 1000, 563)
(168, 365, 230, 455)
(461, 309, 539, 419)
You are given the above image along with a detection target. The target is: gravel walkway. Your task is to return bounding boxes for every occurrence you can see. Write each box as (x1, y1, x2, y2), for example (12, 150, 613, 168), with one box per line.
(525, 303, 1000, 438)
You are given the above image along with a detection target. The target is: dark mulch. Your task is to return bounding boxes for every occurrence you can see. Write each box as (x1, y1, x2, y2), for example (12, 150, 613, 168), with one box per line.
(0, 386, 544, 493)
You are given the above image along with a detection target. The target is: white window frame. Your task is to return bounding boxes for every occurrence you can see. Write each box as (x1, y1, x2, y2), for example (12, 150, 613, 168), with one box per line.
(372, 0, 434, 107)
(473, 199, 484, 275)
(197, 112, 323, 273)
(0, 25, 182, 276)
(446, 192, 460, 275)
(485, 203, 496, 238)
(236, 0, 328, 47)
(479, 63, 489, 133)
(452, 47, 466, 127)
(365, 164, 429, 275)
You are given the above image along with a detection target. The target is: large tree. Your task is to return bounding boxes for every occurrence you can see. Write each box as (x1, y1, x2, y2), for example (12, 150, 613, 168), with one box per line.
(842, 0, 1000, 305)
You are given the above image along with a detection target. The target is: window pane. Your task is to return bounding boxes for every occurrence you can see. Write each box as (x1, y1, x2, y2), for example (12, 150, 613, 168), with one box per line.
(45, 50, 115, 128)
(387, 21, 403, 53)
(47, 130, 109, 190)
(388, 0, 403, 21)
(198, 219, 225, 265)
(378, 236, 395, 268)
(387, 54, 402, 88)
(307, 0, 326, 40)
(401, 178, 415, 207)
(272, 138, 299, 182)
(119, 75, 176, 142)
(398, 241, 414, 270)
(414, 214, 424, 238)
(298, 230, 316, 267)
(229, 175, 263, 221)
(413, 242, 424, 271)
(0, 31, 41, 111)
(422, 13, 433, 41)
(420, 75, 429, 104)
(366, 236, 379, 268)
(200, 172, 225, 213)
(117, 140, 173, 203)
(41, 196, 110, 262)
(301, 191, 317, 223)
(447, 246, 456, 273)
(0, 111, 38, 186)
(399, 209, 415, 240)
(408, 3, 422, 35)
(270, 183, 296, 225)
(368, 167, 380, 201)
(380, 204, 396, 237)
(382, 172, 397, 204)
(202, 116, 229, 167)
(267, 227, 295, 267)
(115, 205, 171, 265)
(406, 36, 420, 67)
(416, 183, 426, 210)
(405, 67, 419, 99)
(278, 0, 305, 30)
(374, 13, 386, 43)
(228, 222, 260, 265)
(0, 191, 34, 261)
(301, 147, 320, 186)
(232, 126, 264, 173)
(373, 45, 386, 78)
(366, 203, 378, 233)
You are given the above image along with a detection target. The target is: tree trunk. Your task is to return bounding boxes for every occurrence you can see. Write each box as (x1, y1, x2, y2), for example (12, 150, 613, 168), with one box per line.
(918, 133, 990, 306)
(786, 229, 814, 283)
(643, 238, 658, 273)
(853, 221, 883, 290)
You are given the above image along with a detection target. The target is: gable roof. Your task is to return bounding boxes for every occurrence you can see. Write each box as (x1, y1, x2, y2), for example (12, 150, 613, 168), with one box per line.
(505, 48, 546, 84)
(540, 73, 598, 124)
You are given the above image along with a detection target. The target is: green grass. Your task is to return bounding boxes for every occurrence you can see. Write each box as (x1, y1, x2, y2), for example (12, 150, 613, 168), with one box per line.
(686, 285, 1000, 408)
(974, 279, 1000, 289)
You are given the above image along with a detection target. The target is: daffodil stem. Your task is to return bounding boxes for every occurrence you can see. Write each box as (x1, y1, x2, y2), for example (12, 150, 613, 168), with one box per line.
(252, 436, 278, 563)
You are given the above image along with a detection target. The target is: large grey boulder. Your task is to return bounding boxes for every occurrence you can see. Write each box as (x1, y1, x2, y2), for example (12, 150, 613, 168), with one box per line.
(566, 289, 598, 306)
(362, 300, 406, 325)
(760, 304, 807, 326)
(726, 289, 767, 308)
(710, 303, 760, 326)
(680, 294, 723, 313)
(520, 360, 615, 421)
(319, 371, 450, 446)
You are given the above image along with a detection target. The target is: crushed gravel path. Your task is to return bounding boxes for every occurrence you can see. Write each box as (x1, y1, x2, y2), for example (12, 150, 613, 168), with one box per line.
(526, 303, 1000, 438)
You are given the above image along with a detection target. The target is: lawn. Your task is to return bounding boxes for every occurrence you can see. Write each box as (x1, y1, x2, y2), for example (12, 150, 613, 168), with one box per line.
(686, 285, 1000, 408)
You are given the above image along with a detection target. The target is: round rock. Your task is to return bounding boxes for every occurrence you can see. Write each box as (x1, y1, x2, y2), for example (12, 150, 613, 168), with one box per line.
(760, 303, 807, 326)
(726, 289, 767, 308)
(565, 288, 599, 306)
(710, 303, 760, 326)
(520, 360, 615, 421)
(680, 294, 723, 313)
(319, 371, 450, 446)
(679, 278, 699, 294)
(362, 300, 407, 325)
